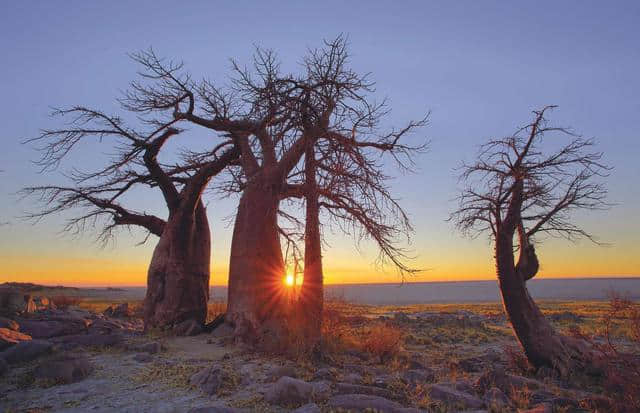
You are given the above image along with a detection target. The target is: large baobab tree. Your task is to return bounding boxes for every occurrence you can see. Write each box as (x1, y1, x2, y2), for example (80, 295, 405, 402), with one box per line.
(22, 53, 240, 329)
(451, 106, 610, 374)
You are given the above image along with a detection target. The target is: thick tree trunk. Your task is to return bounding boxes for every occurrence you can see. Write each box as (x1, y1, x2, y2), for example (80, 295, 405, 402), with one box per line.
(226, 178, 287, 343)
(495, 234, 592, 375)
(144, 201, 210, 329)
(299, 144, 323, 348)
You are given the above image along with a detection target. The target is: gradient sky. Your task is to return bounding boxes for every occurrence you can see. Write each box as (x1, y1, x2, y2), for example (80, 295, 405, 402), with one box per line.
(1, 1, 639, 286)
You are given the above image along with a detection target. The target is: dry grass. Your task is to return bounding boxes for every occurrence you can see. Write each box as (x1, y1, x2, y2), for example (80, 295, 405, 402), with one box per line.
(319, 300, 407, 364)
(131, 361, 200, 390)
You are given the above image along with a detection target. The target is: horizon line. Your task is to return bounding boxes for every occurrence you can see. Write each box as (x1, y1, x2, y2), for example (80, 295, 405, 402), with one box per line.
(5, 275, 640, 289)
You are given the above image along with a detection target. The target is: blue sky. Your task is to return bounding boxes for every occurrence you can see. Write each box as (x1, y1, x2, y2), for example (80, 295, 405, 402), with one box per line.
(1, 1, 639, 285)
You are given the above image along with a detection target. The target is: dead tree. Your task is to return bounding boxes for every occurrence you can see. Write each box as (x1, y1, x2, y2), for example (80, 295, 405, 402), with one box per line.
(278, 38, 427, 348)
(451, 106, 610, 375)
(22, 54, 240, 330)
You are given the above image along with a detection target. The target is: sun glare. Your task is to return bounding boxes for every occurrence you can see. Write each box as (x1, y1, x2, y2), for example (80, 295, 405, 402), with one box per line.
(285, 274, 295, 286)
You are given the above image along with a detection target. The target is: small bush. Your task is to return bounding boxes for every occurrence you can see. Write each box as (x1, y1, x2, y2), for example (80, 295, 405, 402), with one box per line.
(574, 293, 640, 413)
(361, 322, 405, 362)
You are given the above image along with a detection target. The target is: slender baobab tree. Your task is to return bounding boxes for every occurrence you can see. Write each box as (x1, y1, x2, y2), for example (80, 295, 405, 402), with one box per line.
(276, 39, 427, 348)
(451, 106, 610, 374)
(22, 53, 240, 330)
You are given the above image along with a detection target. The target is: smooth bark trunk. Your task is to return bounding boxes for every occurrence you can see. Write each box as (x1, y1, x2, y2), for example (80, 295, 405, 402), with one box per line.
(144, 201, 210, 329)
(495, 233, 592, 375)
(226, 178, 287, 342)
(300, 143, 323, 347)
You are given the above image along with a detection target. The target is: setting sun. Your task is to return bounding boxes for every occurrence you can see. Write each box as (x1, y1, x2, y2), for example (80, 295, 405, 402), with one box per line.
(285, 274, 295, 286)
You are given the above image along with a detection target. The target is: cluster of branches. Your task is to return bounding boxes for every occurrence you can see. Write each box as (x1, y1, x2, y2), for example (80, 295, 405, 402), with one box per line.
(451, 105, 610, 250)
(21, 36, 427, 278)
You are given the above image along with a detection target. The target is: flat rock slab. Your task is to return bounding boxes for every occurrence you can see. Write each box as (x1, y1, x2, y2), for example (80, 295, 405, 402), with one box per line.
(0, 339, 52, 364)
(190, 365, 227, 395)
(51, 333, 123, 349)
(336, 382, 396, 398)
(0, 316, 20, 331)
(34, 353, 93, 384)
(0, 327, 32, 350)
(17, 318, 88, 339)
(428, 384, 484, 409)
(328, 394, 406, 412)
(264, 376, 313, 406)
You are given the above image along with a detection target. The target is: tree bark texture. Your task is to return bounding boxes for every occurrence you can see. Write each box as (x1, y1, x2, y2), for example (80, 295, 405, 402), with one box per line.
(144, 201, 211, 329)
(495, 228, 592, 375)
(225, 176, 287, 342)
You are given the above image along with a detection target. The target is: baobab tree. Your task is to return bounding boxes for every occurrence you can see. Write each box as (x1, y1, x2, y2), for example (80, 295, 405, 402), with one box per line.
(274, 39, 427, 348)
(22, 53, 240, 330)
(451, 106, 610, 374)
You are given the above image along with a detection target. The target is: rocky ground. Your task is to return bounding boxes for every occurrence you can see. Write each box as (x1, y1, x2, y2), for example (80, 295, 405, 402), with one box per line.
(0, 285, 632, 412)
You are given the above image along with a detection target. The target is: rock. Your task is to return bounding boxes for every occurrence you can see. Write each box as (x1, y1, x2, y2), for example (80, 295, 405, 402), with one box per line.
(174, 319, 203, 336)
(428, 384, 484, 409)
(113, 302, 132, 317)
(0, 291, 36, 314)
(310, 381, 332, 401)
(0, 316, 19, 331)
(264, 376, 313, 406)
(33, 296, 53, 310)
(327, 394, 405, 412)
(87, 319, 124, 335)
(103, 305, 114, 317)
(136, 341, 162, 354)
(372, 374, 396, 389)
(401, 368, 435, 385)
(518, 403, 552, 413)
(0, 357, 7, 376)
(548, 396, 579, 409)
(336, 382, 395, 398)
(0, 327, 32, 350)
(476, 367, 542, 396)
(187, 405, 241, 413)
(50, 333, 123, 349)
(407, 353, 428, 370)
(266, 364, 298, 381)
(133, 353, 152, 362)
(530, 390, 554, 405)
(457, 356, 484, 372)
(0, 339, 52, 364)
(34, 353, 93, 384)
(343, 372, 362, 384)
(312, 367, 336, 381)
(292, 403, 321, 413)
(190, 366, 227, 395)
(18, 317, 88, 338)
(210, 322, 234, 338)
(484, 387, 509, 409)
